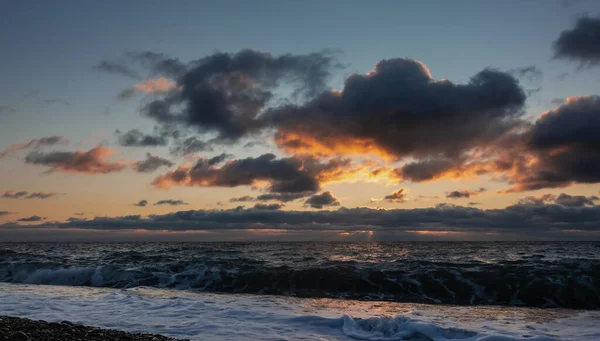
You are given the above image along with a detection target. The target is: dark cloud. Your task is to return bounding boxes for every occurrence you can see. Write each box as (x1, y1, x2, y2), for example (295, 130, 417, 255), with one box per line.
(229, 195, 255, 202)
(170, 137, 213, 155)
(516, 194, 556, 206)
(553, 16, 600, 67)
(304, 191, 340, 209)
(446, 188, 486, 199)
(17, 216, 44, 222)
(256, 192, 310, 202)
(6, 203, 600, 235)
(25, 147, 127, 174)
(105, 49, 340, 146)
(506, 96, 600, 191)
(134, 200, 148, 207)
(153, 153, 356, 195)
(116, 129, 168, 147)
(26, 192, 58, 199)
(468, 202, 480, 206)
(253, 202, 284, 210)
(267, 58, 526, 160)
(554, 193, 598, 207)
(384, 188, 407, 203)
(2, 191, 28, 199)
(154, 199, 188, 206)
(0, 136, 66, 159)
(133, 153, 174, 173)
(95, 61, 141, 79)
(509, 65, 543, 83)
(0, 211, 13, 216)
(1, 191, 58, 200)
(0, 105, 15, 115)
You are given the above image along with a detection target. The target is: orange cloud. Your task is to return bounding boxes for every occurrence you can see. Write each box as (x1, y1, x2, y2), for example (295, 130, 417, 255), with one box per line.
(133, 77, 177, 93)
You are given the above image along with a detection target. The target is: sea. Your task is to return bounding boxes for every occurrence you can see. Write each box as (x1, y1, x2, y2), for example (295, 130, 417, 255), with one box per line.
(0, 242, 598, 340)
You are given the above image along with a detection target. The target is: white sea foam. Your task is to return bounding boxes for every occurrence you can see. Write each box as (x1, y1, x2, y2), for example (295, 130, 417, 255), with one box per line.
(0, 283, 597, 341)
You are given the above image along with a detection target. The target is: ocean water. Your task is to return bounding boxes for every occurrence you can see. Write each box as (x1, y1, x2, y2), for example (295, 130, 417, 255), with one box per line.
(1, 242, 599, 340)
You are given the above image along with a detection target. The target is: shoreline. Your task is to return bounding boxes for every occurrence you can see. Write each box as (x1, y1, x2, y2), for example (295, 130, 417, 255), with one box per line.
(0, 316, 189, 341)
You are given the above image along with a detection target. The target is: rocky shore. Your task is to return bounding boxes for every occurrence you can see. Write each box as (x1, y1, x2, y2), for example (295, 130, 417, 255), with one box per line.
(0, 316, 189, 341)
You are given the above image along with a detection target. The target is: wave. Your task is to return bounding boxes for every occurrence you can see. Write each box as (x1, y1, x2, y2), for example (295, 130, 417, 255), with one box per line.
(1, 259, 599, 309)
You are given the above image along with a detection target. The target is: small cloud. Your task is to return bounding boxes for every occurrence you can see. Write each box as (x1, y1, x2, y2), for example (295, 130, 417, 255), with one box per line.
(25, 146, 127, 174)
(253, 202, 284, 210)
(132, 153, 174, 173)
(17, 215, 44, 222)
(134, 200, 148, 207)
(43, 99, 70, 106)
(304, 191, 340, 209)
(230, 195, 255, 202)
(446, 188, 486, 199)
(384, 188, 407, 203)
(0, 105, 16, 115)
(468, 202, 480, 206)
(154, 199, 188, 206)
(0, 136, 66, 159)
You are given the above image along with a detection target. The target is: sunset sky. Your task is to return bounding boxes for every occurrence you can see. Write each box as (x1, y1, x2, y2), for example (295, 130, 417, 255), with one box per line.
(1, 0, 600, 241)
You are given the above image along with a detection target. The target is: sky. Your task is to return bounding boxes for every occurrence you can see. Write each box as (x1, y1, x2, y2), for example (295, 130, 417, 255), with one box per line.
(1, 0, 600, 241)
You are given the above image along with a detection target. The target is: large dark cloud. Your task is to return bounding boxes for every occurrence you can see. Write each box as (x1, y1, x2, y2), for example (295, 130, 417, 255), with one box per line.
(5, 202, 600, 235)
(266, 58, 526, 160)
(505, 96, 600, 191)
(25, 147, 126, 174)
(116, 129, 168, 147)
(103, 49, 340, 149)
(553, 16, 600, 67)
(304, 191, 340, 209)
(2, 191, 58, 199)
(153, 153, 356, 195)
(154, 199, 188, 206)
(132, 153, 174, 173)
(170, 137, 213, 155)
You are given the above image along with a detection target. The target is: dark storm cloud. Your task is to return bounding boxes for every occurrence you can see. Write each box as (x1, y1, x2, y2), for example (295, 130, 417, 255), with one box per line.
(554, 193, 598, 207)
(17, 216, 44, 222)
(0, 136, 66, 159)
(266, 58, 526, 160)
(153, 153, 355, 195)
(95, 61, 141, 79)
(253, 202, 284, 210)
(1, 191, 58, 199)
(446, 188, 486, 199)
(304, 191, 340, 209)
(116, 129, 168, 147)
(134, 200, 148, 207)
(393, 158, 459, 182)
(6, 202, 600, 234)
(154, 199, 188, 206)
(506, 96, 600, 191)
(104, 49, 340, 145)
(384, 188, 407, 203)
(25, 147, 126, 174)
(553, 16, 600, 66)
(132, 153, 174, 173)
